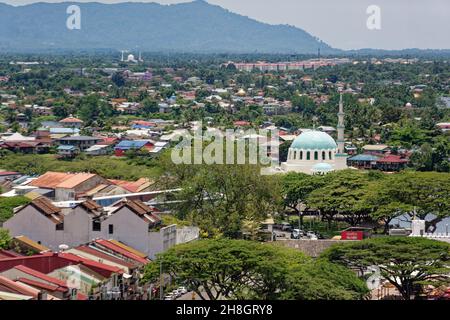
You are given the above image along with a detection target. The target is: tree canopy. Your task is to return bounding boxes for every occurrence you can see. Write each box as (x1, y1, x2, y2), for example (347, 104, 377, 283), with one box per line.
(0, 228, 11, 249)
(321, 237, 450, 300)
(0, 196, 31, 223)
(143, 239, 369, 300)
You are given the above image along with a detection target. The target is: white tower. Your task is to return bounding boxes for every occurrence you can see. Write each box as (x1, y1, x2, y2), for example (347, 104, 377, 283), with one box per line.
(337, 92, 345, 154)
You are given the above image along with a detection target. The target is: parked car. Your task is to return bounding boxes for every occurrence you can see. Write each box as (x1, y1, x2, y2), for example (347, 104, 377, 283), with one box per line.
(281, 223, 293, 232)
(274, 222, 293, 232)
(291, 229, 305, 239)
(306, 231, 318, 240)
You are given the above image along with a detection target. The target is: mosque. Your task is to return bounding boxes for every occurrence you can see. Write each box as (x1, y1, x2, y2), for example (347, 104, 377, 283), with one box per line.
(280, 93, 348, 175)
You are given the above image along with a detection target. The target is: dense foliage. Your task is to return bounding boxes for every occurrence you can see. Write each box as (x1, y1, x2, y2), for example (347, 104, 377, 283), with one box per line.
(281, 170, 450, 233)
(143, 239, 369, 300)
(0, 228, 11, 249)
(321, 237, 450, 300)
(0, 154, 162, 180)
(0, 196, 31, 223)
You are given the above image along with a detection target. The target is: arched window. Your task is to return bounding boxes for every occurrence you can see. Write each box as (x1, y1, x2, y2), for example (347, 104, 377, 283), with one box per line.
(314, 151, 318, 160)
(322, 151, 326, 160)
(329, 151, 332, 159)
(306, 151, 310, 160)
(300, 151, 303, 160)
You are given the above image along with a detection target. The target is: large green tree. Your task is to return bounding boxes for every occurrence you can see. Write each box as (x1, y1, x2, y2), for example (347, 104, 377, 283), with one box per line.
(143, 239, 368, 300)
(322, 237, 450, 300)
(282, 172, 325, 227)
(377, 171, 450, 232)
(306, 170, 374, 227)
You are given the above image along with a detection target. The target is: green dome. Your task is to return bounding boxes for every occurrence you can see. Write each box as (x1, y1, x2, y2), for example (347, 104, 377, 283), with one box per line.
(290, 131, 337, 150)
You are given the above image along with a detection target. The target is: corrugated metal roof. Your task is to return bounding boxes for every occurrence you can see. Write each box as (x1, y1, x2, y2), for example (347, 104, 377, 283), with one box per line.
(14, 236, 50, 253)
(348, 154, 380, 161)
(94, 240, 150, 265)
(108, 240, 148, 259)
(29, 172, 97, 189)
(115, 140, 151, 150)
(57, 145, 77, 151)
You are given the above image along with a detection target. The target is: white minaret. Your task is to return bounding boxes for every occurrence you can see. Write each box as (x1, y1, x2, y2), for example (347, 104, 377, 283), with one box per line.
(337, 92, 345, 154)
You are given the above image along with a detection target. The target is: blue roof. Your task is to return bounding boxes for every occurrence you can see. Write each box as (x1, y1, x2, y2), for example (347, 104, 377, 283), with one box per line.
(132, 124, 154, 129)
(291, 131, 337, 150)
(57, 145, 77, 151)
(348, 154, 380, 161)
(115, 140, 150, 150)
(50, 128, 80, 134)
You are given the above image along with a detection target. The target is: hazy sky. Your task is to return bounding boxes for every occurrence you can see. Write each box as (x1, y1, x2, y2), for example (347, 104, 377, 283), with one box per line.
(2, 0, 449, 50)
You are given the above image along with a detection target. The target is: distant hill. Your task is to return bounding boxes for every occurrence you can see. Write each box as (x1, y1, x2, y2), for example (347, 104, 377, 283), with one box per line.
(0, 1, 338, 54)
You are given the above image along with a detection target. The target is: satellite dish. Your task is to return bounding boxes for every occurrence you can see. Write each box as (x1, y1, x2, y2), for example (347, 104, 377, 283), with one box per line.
(59, 244, 69, 251)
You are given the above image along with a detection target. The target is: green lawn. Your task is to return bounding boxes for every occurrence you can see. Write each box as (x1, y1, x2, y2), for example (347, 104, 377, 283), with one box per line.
(0, 153, 163, 180)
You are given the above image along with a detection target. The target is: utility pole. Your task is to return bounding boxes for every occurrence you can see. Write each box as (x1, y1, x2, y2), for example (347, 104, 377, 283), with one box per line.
(159, 259, 163, 300)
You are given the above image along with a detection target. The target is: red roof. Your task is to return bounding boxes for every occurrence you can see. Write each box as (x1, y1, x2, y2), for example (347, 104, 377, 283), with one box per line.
(17, 277, 64, 292)
(94, 239, 149, 265)
(14, 265, 68, 289)
(57, 252, 124, 277)
(234, 121, 251, 126)
(99, 137, 118, 145)
(59, 116, 83, 123)
(0, 252, 122, 278)
(0, 276, 40, 297)
(132, 120, 156, 127)
(74, 246, 135, 269)
(377, 155, 409, 163)
(0, 171, 19, 176)
(0, 249, 23, 259)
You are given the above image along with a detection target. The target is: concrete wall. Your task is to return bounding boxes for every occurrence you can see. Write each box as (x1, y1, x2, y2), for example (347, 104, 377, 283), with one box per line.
(3, 206, 64, 251)
(4, 204, 193, 260)
(147, 225, 177, 260)
(55, 175, 112, 201)
(176, 226, 200, 244)
(102, 207, 149, 255)
(275, 239, 350, 257)
(63, 207, 105, 247)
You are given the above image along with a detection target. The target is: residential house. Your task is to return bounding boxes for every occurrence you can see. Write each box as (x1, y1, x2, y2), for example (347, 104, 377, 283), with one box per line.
(0, 253, 124, 300)
(114, 140, 154, 157)
(3, 197, 65, 248)
(362, 144, 391, 156)
(376, 154, 409, 171)
(85, 144, 113, 156)
(57, 145, 80, 158)
(0, 275, 59, 300)
(59, 116, 84, 129)
(4, 198, 199, 260)
(57, 136, 102, 151)
(27, 172, 112, 200)
(0, 171, 21, 183)
(347, 154, 380, 170)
